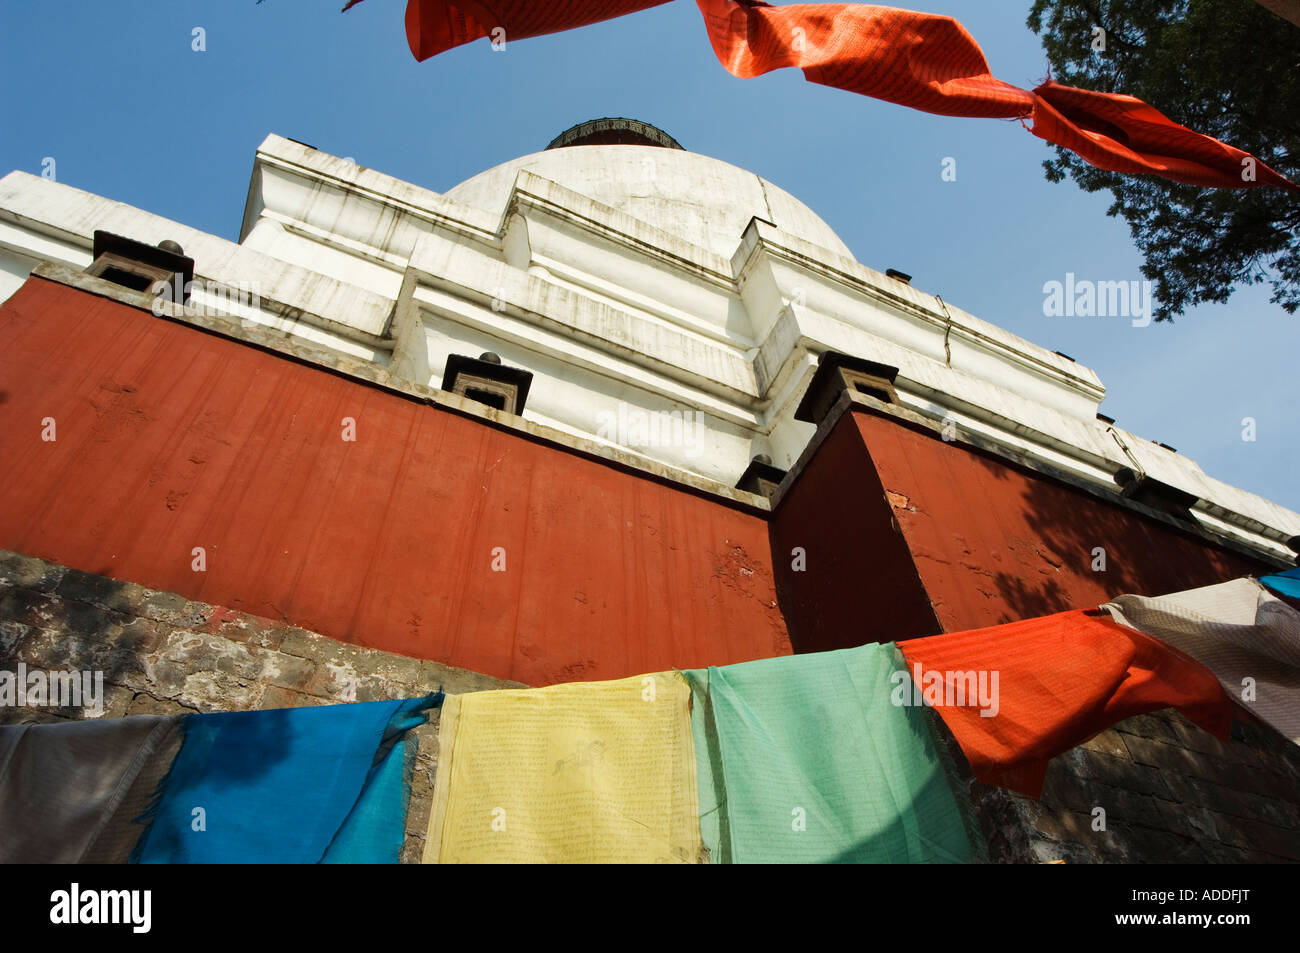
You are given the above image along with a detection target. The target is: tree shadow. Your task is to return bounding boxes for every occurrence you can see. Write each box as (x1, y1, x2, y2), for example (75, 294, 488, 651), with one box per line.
(0, 555, 292, 782)
(935, 442, 1267, 626)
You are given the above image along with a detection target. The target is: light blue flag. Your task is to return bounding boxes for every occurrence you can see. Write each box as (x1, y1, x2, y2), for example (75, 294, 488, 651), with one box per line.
(1261, 568, 1300, 601)
(132, 695, 439, 864)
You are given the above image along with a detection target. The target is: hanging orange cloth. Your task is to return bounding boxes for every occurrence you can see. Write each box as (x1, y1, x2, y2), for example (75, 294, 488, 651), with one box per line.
(347, 0, 1296, 191)
(1027, 82, 1292, 189)
(697, 0, 1297, 190)
(896, 609, 1233, 798)
(343, 0, 673, 61)
(696, 0, 1038, 118)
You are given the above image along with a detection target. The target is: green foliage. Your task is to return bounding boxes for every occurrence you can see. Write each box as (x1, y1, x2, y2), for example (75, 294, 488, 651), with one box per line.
(1027, 0, 1299, 321)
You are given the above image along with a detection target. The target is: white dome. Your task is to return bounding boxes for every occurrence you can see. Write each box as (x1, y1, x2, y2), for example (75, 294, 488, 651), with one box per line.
(445, 144, 853, 260)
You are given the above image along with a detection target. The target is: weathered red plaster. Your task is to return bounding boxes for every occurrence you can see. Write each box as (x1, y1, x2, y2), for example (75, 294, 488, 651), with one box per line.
(0, 278, 790, 684)
(772, 406, 1269, 652)
(769, 410, 941, 654)
(855, 407, 1269, 632)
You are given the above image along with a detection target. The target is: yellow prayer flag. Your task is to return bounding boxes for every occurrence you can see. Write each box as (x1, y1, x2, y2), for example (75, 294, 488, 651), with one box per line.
(424, 672, 702, 863)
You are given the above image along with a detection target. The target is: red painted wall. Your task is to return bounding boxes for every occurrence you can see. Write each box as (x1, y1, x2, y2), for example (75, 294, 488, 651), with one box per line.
(769, 413, 941, 654)
(0, 278, 790, 685)
(854, 408, 1268, 632)
(772, 407, 1269, 652)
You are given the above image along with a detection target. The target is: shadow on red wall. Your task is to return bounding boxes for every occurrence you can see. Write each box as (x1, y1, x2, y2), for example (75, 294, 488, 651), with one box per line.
(771, 406, 1268, 652)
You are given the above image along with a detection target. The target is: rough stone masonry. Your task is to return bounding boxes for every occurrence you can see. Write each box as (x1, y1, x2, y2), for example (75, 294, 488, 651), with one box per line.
(0, 547, 523, 864)
(3, 546, 1300, 863)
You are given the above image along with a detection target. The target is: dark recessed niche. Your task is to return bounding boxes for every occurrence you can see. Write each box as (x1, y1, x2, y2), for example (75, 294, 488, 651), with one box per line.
(97, 267, 155, 293)
(853, 381, 894, 403)
(464, 388, 507, 412)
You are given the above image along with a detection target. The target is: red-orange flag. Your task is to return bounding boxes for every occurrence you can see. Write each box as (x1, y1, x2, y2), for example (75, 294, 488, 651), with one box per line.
(897, 610, 1233, 798)
(343, 0, 673, 61)
(1029, 81, 1293, 189)
(699, 0, 1296, 189)
(697, 0, 1037, 118)
(345, 0, 1296, 190)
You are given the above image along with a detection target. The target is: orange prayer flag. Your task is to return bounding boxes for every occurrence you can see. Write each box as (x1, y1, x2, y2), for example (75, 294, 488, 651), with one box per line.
(897, 609, 1233, 798)
(1029, 81, 1297, 190)
(696, 0, 1037, 118)
(350, 0, 1295, 191)
(392, 0, 673, 61)
(699, 0, 1296, 190)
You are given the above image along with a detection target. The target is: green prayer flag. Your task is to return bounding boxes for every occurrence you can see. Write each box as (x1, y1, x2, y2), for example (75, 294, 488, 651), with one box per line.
(685, 643, 976, 864)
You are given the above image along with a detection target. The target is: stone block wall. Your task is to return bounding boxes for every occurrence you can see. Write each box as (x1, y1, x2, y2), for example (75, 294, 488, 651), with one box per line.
(0, 548, 524, 863)
(964, 709, 1300, 863)
(4, 546, 1300, 863)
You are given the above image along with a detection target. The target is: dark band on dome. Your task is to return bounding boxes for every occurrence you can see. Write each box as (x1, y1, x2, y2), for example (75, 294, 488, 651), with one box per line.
(546, 118, 684, 151)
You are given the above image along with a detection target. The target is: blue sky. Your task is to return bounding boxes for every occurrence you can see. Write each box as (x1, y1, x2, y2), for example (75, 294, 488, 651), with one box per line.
(2, 1, 1295, 510)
